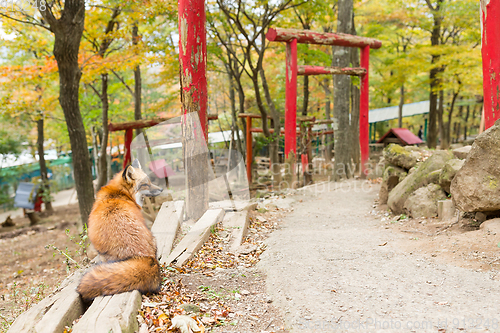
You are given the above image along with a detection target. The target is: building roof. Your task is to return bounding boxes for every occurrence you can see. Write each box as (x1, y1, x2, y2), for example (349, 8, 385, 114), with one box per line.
(377, 128, 423, 145)
(369, 101, 429, 124)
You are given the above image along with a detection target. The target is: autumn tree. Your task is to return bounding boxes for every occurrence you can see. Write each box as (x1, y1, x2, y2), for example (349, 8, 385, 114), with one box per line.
(1, 0, 95, 226)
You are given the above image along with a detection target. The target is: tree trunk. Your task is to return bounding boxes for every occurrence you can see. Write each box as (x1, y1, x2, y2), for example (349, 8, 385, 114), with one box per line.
(96, 74, 109, 191)
(37, 117, 54, 215)
(333, 0, 353, 180)
(398, 84, 404, 128)
(464, 104, 470, 141)
(179, 0, 208, 220)
(132, 23, 142, 136)
(258, 67, 282, 187)
(322, 78, 333, 166)
(350, 25, 360, 173)
(427, 0, 443, 149)
(39, 1, 94, 228)
(437, 90, 445, 148)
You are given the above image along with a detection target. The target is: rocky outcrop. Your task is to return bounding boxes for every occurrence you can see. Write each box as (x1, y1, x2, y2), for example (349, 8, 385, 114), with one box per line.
(403, 184, 447, 218)
(451, 120, 500, 213)
(439, 159, 465, 194)
(383, 144, 420, 170)
(378, 165, 407, 205)
(452, 145, 472, 159)
(388, 150, 454, 214)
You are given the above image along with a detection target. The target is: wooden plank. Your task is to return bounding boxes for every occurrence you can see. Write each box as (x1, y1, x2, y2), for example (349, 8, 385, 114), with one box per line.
(163, 208, 225, 266)
(8, 271, 84, 333)
(72, 290, 142, 333)
(223, 211, 251, 252)
(209, 201, 256, 212)
(151, 201, 185, 260)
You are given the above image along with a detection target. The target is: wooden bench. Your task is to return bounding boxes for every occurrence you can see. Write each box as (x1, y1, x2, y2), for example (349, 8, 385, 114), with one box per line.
(8, 200, 254, 333)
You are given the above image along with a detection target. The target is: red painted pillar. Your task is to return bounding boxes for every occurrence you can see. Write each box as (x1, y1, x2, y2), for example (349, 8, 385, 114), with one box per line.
(178, 0, 208, 140)
(246, 117, 252, 183)
(285, 39, 297, 159)
(123, 128, 133, 168)
(481, 0, 500, 129)
(359, 46, 370, 175)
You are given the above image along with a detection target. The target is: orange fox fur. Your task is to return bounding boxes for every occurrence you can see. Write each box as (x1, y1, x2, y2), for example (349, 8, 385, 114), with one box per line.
(77, 161, 163, 302)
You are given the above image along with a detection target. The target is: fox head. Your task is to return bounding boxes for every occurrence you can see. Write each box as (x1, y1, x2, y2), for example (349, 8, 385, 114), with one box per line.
(122, 159, 163, 205)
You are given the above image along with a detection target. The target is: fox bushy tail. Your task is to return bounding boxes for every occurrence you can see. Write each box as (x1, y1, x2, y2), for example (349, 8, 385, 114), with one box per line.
(77, 257, 161, 302)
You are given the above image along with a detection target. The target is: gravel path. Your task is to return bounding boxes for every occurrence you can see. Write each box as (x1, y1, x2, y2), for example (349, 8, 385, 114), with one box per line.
(259, 180, 500, 332)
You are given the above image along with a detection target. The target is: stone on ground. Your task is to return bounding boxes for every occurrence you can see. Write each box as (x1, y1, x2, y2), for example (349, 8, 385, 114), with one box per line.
(437, 200, 456, 221)
(451, 120, 500, 212)
(404, 183, 447, 218)
(479, 218, 500, 235)
(439, 159, 465, 194)
(452, 145, 472, 159)
(388, 150, 454, 214)
(378, 164, 407, 205)
(383, 144, 420, 170)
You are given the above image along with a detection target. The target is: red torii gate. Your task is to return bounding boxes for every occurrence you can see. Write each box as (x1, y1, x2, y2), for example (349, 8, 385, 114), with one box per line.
(108, 114, 218, 168)
(481, 0, 500, 129)
(266, 28, 382, 175)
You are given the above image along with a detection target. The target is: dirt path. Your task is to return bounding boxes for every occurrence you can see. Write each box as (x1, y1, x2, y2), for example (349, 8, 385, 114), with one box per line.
(259, 180, 500, 332)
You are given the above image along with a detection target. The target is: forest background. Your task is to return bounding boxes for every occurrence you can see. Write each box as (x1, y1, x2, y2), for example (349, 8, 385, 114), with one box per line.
(0, 0, 483, 224)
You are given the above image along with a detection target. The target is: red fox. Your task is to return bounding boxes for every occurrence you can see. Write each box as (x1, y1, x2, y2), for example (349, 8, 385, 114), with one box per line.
(77, 159, 163, 302)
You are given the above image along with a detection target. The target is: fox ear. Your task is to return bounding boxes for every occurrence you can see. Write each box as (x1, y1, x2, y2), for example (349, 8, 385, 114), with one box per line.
(132, 159, 141, 169)
(122, 165, 135, 182)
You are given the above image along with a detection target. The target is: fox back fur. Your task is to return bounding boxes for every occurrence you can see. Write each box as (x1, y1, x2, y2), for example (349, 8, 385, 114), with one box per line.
(77, 159, 163, 302)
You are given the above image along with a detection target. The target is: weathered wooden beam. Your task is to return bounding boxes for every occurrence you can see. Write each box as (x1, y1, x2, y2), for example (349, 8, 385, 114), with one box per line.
(163, 208, 225, 266)
(8, 272, 84, 333)
(72, 290, 142, 333)
(108, 117, 173, 132)
(267, 28, 382, 49)
(298, 65, 366, 76)
(151, 201, 185, 260)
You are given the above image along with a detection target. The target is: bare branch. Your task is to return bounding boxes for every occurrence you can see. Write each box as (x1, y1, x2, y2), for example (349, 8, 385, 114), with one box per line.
(0, 13, 51, 31)
(111, 70, 134, 96)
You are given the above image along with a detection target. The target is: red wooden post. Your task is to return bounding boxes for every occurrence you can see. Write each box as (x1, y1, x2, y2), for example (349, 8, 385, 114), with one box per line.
(360, 46, 370, 175)
(246, 116, 252, 183)
(285, 39, 297, 160)
(481, 0, 500, 129)
(285, 39, 298, 186)
(178, 0, 208, 140)
(123, 128, 134, 168)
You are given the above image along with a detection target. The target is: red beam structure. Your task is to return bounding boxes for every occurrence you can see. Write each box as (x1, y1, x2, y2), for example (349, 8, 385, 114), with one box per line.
(267, 28, 382, 175)
(481, 0, 500, 129)
(267, 28, 382, 49)
(108, 114, 218, 168)
(298, 65, 366, 77)
(239, 113, 315, 183)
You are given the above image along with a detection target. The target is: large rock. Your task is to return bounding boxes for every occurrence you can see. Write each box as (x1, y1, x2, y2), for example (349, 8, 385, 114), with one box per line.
(378, 164, 407, 205)
(452, 145, 472, 159)
(439, 159, 465, 193)
(480, 218, 500, 235)
(403, 184, 447, 218)
(383, 144, 420, 170)
(451, 120, 500, 212)
(388, 150, 454, 214)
